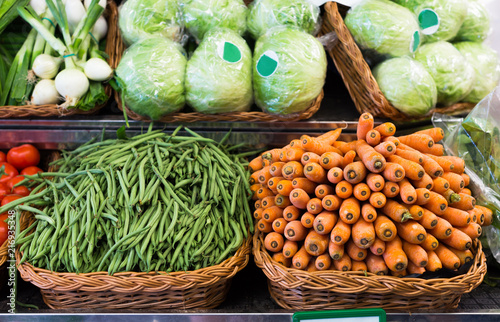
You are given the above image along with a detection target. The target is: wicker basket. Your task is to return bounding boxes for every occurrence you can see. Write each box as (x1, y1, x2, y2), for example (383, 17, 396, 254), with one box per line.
(253, 229, 487, 311)
(0, 1, 118, 118)
(322, 2, 475, 122)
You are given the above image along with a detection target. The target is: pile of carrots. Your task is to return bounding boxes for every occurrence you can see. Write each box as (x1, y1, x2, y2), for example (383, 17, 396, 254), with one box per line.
(250, 112, 492, 276)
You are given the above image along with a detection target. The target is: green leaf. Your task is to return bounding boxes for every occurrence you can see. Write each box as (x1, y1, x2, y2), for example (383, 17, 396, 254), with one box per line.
(116, 126, 128, 140)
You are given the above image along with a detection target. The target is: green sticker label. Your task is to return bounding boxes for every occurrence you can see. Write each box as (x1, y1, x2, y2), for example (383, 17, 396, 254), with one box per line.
(217, 41, 241, 63)
(256, 50, 279, 77)
(411, 30, 420, 53)
(419, 9, 440, 35)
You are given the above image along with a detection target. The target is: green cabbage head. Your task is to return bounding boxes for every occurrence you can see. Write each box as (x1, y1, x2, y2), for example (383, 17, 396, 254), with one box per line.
(181, 0, 247, 41)
(454, 42, 500, 104)
(247, 0, 320, 39)
(116, 37, 186, 120)
(253, 27, 327, 115)
(118, 0, 182, 46)
(454, 0, 490, 42)
(186, 28, 253, 113)
(345, 0, 421, 57)
(373, 56, 437, 116)
(415, 41, 475, 106)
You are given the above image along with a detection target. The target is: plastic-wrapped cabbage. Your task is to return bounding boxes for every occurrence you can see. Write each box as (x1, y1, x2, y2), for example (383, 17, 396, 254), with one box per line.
(454, 42, 500, 104)
(344, 0, 421, 57)
(115, 38, 186, 120)
(247, 0, 320, 40)
(415, 41, 475, 106)
(118, 0, 182, 46)
(393, 0, 467, 42)
(185, 28, 252, 114)
(253, 27, 327, 115)
(373, 56, 437, 116)
(454, 0, 490, 42)
(181, 0, 247, 42)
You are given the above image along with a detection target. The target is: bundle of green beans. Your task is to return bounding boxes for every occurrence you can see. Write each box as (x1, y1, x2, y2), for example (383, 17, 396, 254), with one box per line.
(1, 126, 254, 275)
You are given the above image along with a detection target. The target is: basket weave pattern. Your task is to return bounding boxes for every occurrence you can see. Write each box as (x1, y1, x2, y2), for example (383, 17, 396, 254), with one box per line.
(0, 1, 117, 118)
(253, 229, 486, 311)
(322, 2, 475, 121)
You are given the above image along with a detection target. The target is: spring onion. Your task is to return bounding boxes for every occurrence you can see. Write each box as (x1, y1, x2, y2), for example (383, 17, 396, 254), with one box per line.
(31, 79, 60, 105)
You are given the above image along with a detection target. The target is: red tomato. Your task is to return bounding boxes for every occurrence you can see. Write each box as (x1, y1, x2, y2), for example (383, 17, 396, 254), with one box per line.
(0, 162, 19, 184)
(6, 175, 25, 191)
(7, 144, 40, 170)
(1, 194, 22, 207)
(0, 213, 9, 246)
(0, 151, 6, 163)
(21, 166, 44, 176)
(0, 183, 9, 202)
(13, 186, 30, 197)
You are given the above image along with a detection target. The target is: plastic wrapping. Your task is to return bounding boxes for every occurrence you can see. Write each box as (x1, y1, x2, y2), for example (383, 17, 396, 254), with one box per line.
(393, 0, 467, 43)
(115, 37, 186, 121)
(344, 0, 421, 57)
(246, 0, 321, 40)
(253, 27, 327, 116)
(185, 28, 252, 114)
(454, 0, 490, 42)
(454, 42, 500, 104)
(181, 0, 247, 42)
(118, 0, 183, 46)
(373, 56, 437, 116)
(415, 41, 475, 106)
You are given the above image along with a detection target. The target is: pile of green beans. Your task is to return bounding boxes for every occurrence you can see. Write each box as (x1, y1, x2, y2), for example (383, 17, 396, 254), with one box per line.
(3, 126, 254, 275)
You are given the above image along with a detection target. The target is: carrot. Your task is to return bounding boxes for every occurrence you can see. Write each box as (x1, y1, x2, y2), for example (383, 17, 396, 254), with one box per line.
(432, 177, 450, 194)
(327, 167, 344, 184)
(429, 217, 453, 240)
(408, 205, 424, 221)
(449, 248, 474, 266)
(461, 173, 470, 186)
(270, 162, 286, 177)
(392, 269, 406, 277)
(313, 211, 338, 235)
(315, 253, 333, 271)
(366, 253, 389, 275)
(383, 236, 408, 272)
(283, 205, 300, 222)
(381, 162, 405, 182)
(277, 180, 294, 196)
(261, 158, 271, 168)
(398, 133, 435, 154)
(476, 205, 493, 226)
(320, 152, 343, 170)
(255, 186, 274, 200)
(352, 217, 376, 249)
(424, 154, 455, 173)
(283, 240, 299, 258)
(304, 230, 330, 256)
(257, 166, 272, 185)
(357, 112, 374, 140)
(403, 241, 428, 267)
(342, 150, 357, 168)
(440, 206, 471, 227)
(387, 155, 424, 180)
(306, 258, 319, 272)
(421, 233, 439, 251)
(262, 149, 283, 163)
(321, 195, 342, 212)
(343, 161, 367, 185)
(353, 183, 371, 202)
(374, 141, 397, 158)
(330, 220, 351, 245)
(267, 176, 283, 194)
(468, 207, 484, 225)
(255, 200, 262, 210)
(261, 196, 276, 209)
(249, 155, 264, 172)
(352, 260, 368, 272)
(425, 250, 442, 272)
(282, 148, 305, 162)
(289, 139, 303, 149)
(370, 237, 386, 255)
(289, 188, 310, 209)
(374, 122, 397, 137)
(335, 141, 358, 155)
(249, 171, 260, 185)
(291, 177, 317, 194)
(284, 220, 309, 242)
(264, 232, 285, 252)
(435, 244, 461, 270)
(374, 215, 397, 242)
(315, 184, 334, 199)
(395, 148, 423, 164)
(423, 191, 448, 215)
(416, 127, 445, 142)
(318, 128, 343, 145)
(339, 197, 361, 224)
(275, 194, 291, 208)
(411, 173, 434, 190)
(272, 252, 291, 267)
(395, 220, 427, 244)
(366, 173, 385, 192)
(461, 188, 472, 196)
(306, 198, 323, 215)
(262, 206, 283, 223)
(346, 239, 368, 261)
(335, 180, 353, 199)
(301, 152, 321, 166)
(382, 200, 412, 223)
(272, 218, 288, 234)
(421, 154, 444, 178)
(301, 135, 340, 155)
(427, 143, 444, 156)
(369, 192, 387, 209)
(329, 241, 345, 260)
(333, 253, 352, 271)
(253, 208, 263, 220)
(382, 136, 400, 147)
(304, 162, 328, 183)
(415, 188, 431, 206)
(407, 261, 426, 275)
(356, 140, 387, 173)
(366, 129, 381, 146)
(440, 156, 465, 174)
(398, 178, 417, 204)
(301, 212, 316, 229)
(441, 172, 465, 193)
(382, 181, 400, 198)
(456, 222, 482, 239)
(292, 245, 312, 270)
(420, 209, 438, 230)
(361, 203, 378, 222)
(257, 219, 273, 233)
(282, 161, 304, 180)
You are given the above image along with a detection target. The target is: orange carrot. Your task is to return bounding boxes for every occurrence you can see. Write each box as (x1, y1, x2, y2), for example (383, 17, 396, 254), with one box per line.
(270, 162, 286, 177)
(449, 248, 474, 267)
(395, 220, 427, 244)
(366, 253, 389, 275)
(330, 220, 351, 245)
(253, 208, 263, 220)
(301, 135, 340, 155)
(282, 161, 304, 180)
(461, 173, 470, 186)
(411, 173, 434, 190)
(370, 237, 386, 255)
(327, 167, 344, 184)
(342, 150, 357, 168)
(416, 127, 444, 142)
(357, 112, 374, 140)
(257, 219, 273, 233)
(476, 205, 493, 226)
(468, 207, 484, 225)
(283, 240, 299, 258)
(408, 205, 424, 221)
(421, 154, 444, 178)
(277, 180, 294, 196)
(284, 220, 309, 242)
(322, 194, 342, 211)
(374, 215, 397, 242)
(267, 176, 283, 194)
(301, 152, 321, 166)
(249, 171, 260, 185)
(318, 128, 343, 145)
(275, 194, 291, 208)
(255, 186, 274, 200)
(329, 241, 345, 260)
(292, 245, 312, 270)
(261, 158, 271, 168)
(346, 239, 368, 261)
(441, 229, 472, 251)
(315, 184, 334, 199)
(289, 188, 310, 209)
(257, 166, 272, 185)
(304, 162, 328, 183)
(291, 177, 317, 195)
(249, 156, 264, 172)
(313, 211, 338, 235)
(352, 217, 376, 249)
(432, 177, 450, 194)
(374, 141, 397, 158)
(424, 154, 455, 173)
(456, 222, 482, 239)
(423, 191, 448, 215)
(301, 212, 316, 229)
(354, 183, 371, 202)
(398, 134, 435, 154)
(381, 162, 405, 183)
(403, 241, 428, 267)
(261, 196, 276, 209)
(283, 205, 300, 222)
(356, 140, 387, 173)
(306, 258, 319, 272)
(264, 232, 285, 252)
(320, 152, 343, 170)
(336, 141, 358, 155)
(440, 206, 471, 227)
(333, 253, 352, 271)
(352, 260, 368, 272)
(382, 200, 412, 223)
(366, 129, 381, 146)
(315, 253, 332, 271)
(282, 148, 305, 162)
(339, 197, 361, 224)
(366, 173, 385, 192)
(387, 155, 425, 181)
(395, 148, 423, 164)
(343, 161, 367, 185)
(382, 181, 400, 198)
(289, 139, 303, 149)
(254, 199, 262, 210)
(382, 136, 400, 147)
(383, 236, 408, 272)
(306, 198, 323, 215)
(304, 230, 330, 256)
(398, 178, 417, 204)
(442, 188, 461, 205)
(427, 143, 444, 156)
(407, 261, 426, 275)
(420, 209, 438, 230)
(335, 180, 353, 199)
(262, 149, 283, 163)
(421, 233, 439, 251)
(369, 192, 387, 209)
(362, 203, 378, 222)
(415, 188, 431, 206)
(272, 252, 291, 267)
(425, 250, 442, 272)
(262, 206, 283, 223)
(374, 122, 397, 137)
(429, 217, 453, 240)
(272, 218, 287, 234)
(440, 156, 465, 174)
(435, 244, 461, 270)
(441, 172, 465, 193)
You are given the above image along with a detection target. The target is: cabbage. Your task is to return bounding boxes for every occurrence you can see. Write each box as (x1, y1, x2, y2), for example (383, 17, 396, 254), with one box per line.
(344, 0, 421, 57)
(373, 56, 437, 116)
(247, 0, 320, 40)
(454, 42, 500, 104)
(415, 41, 475, 106)
(185, 28, 252, 113)
(181, 0, 247, 42)
(392, 0, 467, 42)
(253, 27, 327, 115)
(115, 38, 186, 120)
(454, 0, 490, 42)
(118, 0, 182, 46)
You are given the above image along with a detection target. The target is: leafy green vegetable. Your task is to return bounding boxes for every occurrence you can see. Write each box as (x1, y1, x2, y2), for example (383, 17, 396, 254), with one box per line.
(373, 56, 437, 116)
(0, 0, 29, 36)
(453, 0, 490, 42)
(186, 28, 252, 114)
(253, 27, 326, 115)
(115, 37, 186, 120)
(118, 0, 182, 46)
(181, 0, 247, 42)
(415, 41, 475, 106)
(247, 0, 320, 39)
(344, 0, 421, 57)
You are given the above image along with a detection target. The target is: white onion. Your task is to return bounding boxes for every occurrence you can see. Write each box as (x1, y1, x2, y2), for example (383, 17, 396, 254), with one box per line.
(84, 0, 106, 10)
(32, 54, 62, 79)
(55, 68, 89, 107)
(91, 16, 108, 41)
(65, 0, 86, 33)
(84, 57, 113, 81)
(31, 80, 60, 105)
(30, 0, 47, 16)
